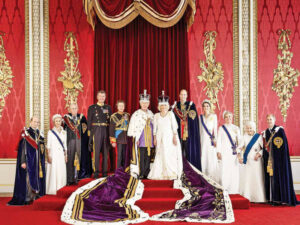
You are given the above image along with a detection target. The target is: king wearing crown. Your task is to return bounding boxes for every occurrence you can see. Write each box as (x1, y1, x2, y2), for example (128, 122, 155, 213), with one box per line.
(127, 89, 154, 179)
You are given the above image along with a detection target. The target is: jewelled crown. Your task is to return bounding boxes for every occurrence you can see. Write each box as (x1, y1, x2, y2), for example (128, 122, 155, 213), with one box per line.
(139, 89, 151, 102)
(158, 90, 169, 104)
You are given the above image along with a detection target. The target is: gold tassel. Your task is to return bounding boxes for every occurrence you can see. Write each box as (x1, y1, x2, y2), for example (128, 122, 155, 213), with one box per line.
(144, 119, 152, 156)
(39, 159, 43, 178)
(74, 153, 80, 171)
(267, 160, 273, 176)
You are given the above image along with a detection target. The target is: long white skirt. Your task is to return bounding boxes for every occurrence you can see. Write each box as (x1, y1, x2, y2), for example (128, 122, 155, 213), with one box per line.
(46, 148, 66, 195)
(220, 153, 240, 194)
(239, 153, 266, 202)
(148, 136, 183, 180)
(201, 141, 219, 182)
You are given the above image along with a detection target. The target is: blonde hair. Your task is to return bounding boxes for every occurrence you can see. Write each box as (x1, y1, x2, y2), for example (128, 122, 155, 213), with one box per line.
(158, 103, 170, 112)
(223, 110, 233, 119)
(266, 114, 276, 121)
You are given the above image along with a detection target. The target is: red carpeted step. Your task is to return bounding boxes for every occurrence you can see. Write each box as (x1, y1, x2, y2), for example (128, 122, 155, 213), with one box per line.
(142, 187, 184, 199)
(56, 185, 79, 199)
(136, 198, 178, 210)
(142, 180, 173, 188)
(230, 194, 250, 209)
(32, 195, 66, 211)
(78, 178, 94, 186)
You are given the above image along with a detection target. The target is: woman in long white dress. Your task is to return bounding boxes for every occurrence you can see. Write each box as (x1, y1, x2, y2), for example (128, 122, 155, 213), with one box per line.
(199, 99, 218, 181)
(46, 114, 67, 195)
(148, 92, 183, 180)
(217, 111, 242, 194)
(239, 121, 266, 202)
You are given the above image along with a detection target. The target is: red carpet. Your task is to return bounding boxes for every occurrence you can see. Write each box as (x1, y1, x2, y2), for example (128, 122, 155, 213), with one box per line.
(136, 180, 250, 215)
(0, 178, 299, 225)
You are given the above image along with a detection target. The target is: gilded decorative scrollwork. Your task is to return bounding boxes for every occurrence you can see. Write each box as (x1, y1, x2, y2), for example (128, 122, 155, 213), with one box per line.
(198, 31, 224, 112)
(0, 32, 14, 118)
(272, 29, 300, 122)
(58, 32, 83, 109)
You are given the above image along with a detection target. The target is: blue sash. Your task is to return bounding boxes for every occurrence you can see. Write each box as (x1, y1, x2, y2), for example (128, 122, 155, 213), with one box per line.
(200, 115, 215, 146)
(222, 125, 237, 155)
(243, 133, 260, 164)
(51, 130, 65, 152)
(115, 120, 128, 139)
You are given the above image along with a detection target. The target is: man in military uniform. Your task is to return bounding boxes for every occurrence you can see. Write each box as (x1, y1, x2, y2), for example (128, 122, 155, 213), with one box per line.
(173, 89, 201, 171)
(109, 100, 130, 169)
(64, 103, 90, 185)
(8, 116, 46, 205)
(87, 90, 112, 178)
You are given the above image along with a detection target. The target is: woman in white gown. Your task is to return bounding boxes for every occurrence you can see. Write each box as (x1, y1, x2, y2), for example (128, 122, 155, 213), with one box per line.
(46, 114, 67, 195)
(199, 99, 218, 181)
(148, 91, 183, 180)
(239, 121, 266, 202)
(217, 111, 242, 194)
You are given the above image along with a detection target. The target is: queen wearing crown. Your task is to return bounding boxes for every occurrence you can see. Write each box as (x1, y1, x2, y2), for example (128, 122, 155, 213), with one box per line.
(147, 91, 183, 180)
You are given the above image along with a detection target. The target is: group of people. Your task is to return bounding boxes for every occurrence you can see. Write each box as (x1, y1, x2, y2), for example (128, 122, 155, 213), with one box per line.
(8, 89, 298, 207)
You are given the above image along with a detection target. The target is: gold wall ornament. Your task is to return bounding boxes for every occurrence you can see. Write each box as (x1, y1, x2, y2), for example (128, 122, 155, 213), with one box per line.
(197, 31, 224, 112)
(272, 29, 300, 122)
(58, 32, 83, 109)
(0, 32, 14, 118)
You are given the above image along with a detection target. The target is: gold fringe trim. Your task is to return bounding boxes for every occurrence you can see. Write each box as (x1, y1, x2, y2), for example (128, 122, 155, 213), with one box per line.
(84, 0, 196, 30)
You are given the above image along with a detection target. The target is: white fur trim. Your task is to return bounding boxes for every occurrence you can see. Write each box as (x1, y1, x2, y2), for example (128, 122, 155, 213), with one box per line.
(150, 163, 235, 223)
(61, 178, 149, 225)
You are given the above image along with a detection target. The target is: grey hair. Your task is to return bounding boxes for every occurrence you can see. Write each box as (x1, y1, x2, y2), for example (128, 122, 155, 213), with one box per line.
(30, 115, 39, 122)
(245, 120, 256, 132)
(52, 114, 62, 122)
(69, 102, 78, 108)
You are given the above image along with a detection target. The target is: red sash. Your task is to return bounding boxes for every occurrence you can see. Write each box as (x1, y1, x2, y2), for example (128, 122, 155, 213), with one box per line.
(64, 116, 81, 139)
(174, 107, 188, 139)
(22, 130, 38, 150)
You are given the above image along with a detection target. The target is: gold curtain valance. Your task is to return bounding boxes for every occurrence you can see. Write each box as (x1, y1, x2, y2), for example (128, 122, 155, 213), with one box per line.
(83, 0, 196, 30)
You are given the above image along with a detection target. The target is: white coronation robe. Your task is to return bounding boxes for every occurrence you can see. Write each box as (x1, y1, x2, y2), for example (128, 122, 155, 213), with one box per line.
(199, 114, 218, 182)
(148, 111, 183, 180)
(217, 124, 242, 194)
(127, 109, 154, 178)
(46, 127, 67, 195)
(239, 134, 266, 202)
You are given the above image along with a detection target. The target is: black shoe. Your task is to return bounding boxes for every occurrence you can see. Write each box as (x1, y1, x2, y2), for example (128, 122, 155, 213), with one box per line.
(271, 202, 281, 206)
(25, 200, 34, 205)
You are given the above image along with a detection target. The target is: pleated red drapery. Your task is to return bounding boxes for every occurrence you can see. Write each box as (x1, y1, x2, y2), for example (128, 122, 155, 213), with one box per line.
(93, 0, 192, 113)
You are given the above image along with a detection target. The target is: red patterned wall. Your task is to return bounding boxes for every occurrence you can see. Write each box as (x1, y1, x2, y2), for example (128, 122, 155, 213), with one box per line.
(258, 0, 300, 155)
(0, 0, 25, 158)
(188, 0, 233, 123)
(49, 0, 94, 127)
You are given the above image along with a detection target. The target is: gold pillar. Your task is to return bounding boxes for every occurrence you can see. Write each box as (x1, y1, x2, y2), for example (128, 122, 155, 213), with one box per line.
(25, 0, 49, 135)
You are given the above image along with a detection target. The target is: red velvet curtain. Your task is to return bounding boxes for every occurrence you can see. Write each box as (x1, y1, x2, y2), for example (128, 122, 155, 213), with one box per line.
(94, 16, 190, 113)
